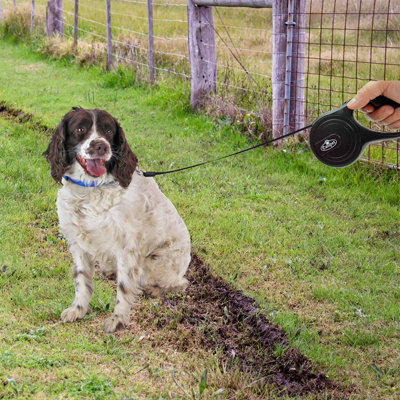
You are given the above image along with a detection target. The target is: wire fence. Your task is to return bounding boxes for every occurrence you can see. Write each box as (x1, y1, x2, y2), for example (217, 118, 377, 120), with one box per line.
(0, 0, 400, 170)
(301, 0, 400, 169)
(1, 0, 273, 113)
(61, 0, 272, 100)
(60, 0, 189, 78)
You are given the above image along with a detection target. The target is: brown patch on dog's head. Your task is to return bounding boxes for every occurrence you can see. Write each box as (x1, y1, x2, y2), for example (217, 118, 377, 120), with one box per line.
(43, 108, 137, 187)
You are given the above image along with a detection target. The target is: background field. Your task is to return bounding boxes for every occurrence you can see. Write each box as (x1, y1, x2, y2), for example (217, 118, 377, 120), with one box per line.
(1, 0, 400, 167)
(0, 39, 399, 399)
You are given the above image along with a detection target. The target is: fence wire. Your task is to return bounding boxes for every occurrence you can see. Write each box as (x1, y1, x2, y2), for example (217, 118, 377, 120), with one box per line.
(1, 0, 400, 170)
(299, 0, 400, 170)
(59, 0, 271, 104)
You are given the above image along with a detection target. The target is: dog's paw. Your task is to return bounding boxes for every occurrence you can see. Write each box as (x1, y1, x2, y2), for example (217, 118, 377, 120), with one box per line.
(61, 305, 88, 322)
(103, 314, 129, 333)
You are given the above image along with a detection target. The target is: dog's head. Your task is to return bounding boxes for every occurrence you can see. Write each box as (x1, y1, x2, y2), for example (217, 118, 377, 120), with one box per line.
(43, 108, 137, 188)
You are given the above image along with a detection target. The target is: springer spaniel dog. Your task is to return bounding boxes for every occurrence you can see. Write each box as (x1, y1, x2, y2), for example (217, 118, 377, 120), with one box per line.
(44, 107, 191, 333)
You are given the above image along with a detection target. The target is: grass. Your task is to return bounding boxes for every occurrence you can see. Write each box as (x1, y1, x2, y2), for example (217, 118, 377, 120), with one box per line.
(2, 0, 400, 165)
(0, 39, 400, 399)
(0, 103, 281, 398)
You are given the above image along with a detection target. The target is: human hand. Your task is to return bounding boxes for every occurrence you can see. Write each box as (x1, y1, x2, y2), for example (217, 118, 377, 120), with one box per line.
(347, 81, 400, 129)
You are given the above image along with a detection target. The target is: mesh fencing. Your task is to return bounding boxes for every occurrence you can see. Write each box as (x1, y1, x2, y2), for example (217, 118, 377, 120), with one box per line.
(301, 0, 400, 169)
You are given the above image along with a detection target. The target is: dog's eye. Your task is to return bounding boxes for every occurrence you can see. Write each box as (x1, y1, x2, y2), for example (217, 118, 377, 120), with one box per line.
(75, 127, 86, 135)
(106, 129, 113, 135)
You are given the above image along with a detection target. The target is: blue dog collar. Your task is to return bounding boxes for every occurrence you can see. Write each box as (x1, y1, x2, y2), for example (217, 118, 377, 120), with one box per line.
(63, 176, 118, 187)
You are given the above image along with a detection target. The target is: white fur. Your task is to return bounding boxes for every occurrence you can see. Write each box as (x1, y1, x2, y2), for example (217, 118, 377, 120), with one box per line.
(58, 164, 191, 333)
(79, 132, 110, 160)
(77, 114, 111, 161)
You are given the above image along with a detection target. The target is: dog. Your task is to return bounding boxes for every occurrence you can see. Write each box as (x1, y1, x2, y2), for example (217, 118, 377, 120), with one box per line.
(43, 107, 191, 333)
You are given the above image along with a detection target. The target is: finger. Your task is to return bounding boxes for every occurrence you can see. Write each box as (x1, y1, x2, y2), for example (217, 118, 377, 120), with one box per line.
(347, 81, 389, 110)
(387, 120, 400, 130)
(360, 105, 374, 113)
(365, 105, 394, 122)
(381, 107, 400, 126)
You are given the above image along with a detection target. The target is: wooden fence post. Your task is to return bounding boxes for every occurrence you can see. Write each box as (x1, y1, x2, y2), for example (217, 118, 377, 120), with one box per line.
(291, 0, 306, 131)
(46, 0, 64, 36)
(272, 0, 287, 142)
(106, 0, 112, 70)
(194, 0, 271, 6)
(73, 0, 78, 47)
(147, 0, 155, 83)
(187, 0, 217, 109)
(31, 0, 35, 33)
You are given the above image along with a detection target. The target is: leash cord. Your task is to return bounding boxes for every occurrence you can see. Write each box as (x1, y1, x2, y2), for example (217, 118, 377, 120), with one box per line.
(143, 124, 312, 177)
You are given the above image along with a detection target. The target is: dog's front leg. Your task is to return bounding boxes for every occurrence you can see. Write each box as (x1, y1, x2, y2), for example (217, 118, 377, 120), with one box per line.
(61, 244, 94, 323)
(103, 251, 141, 333)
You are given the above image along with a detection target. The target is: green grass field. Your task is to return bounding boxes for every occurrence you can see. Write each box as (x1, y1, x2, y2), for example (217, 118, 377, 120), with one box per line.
(2, 0, 400, 168)
(0, 40, 399, 399)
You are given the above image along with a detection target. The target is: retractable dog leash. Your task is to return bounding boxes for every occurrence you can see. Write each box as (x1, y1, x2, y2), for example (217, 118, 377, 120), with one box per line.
(143, 95, 400, 177)
(309, 95, 400, 168)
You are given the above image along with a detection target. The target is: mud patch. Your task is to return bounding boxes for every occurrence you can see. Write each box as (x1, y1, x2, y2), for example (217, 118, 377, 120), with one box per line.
(142, 254, 350, 399)
(0, 101, 51, 134)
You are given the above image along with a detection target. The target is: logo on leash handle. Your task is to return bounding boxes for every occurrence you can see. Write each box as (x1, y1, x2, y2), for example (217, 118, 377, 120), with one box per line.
(320, 138, 338, 152)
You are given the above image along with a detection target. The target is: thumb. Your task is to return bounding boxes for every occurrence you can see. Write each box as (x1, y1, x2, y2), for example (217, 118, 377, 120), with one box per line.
(347, 81, 389, 110)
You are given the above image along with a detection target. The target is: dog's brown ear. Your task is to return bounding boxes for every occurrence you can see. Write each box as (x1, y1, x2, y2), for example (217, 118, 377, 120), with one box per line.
(43, 119, 69, 184)
(109, 121, 138, 188)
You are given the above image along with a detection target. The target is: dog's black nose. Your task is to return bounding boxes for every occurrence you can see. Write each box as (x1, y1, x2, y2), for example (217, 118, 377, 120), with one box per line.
(89, 140, 109, 156)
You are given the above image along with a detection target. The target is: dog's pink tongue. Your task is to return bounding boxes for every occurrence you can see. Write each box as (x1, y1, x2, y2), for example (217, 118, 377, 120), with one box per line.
(86, 159, 107, 177)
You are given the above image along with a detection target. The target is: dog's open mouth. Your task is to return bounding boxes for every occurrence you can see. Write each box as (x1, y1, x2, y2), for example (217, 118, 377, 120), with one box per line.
(77, 155, 107, 177)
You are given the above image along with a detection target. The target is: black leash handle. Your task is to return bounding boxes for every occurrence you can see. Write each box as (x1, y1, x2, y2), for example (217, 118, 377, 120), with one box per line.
(143, 124, 312, 177)
(368, 95, 400, 109)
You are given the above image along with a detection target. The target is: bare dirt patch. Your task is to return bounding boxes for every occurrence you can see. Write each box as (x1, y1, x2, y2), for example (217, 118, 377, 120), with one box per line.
(0, 101, 51, 134)
(133, 254, 352, 399)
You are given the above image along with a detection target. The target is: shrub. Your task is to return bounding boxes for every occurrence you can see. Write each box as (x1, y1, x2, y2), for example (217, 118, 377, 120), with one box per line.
(0, 5, 45, 41)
